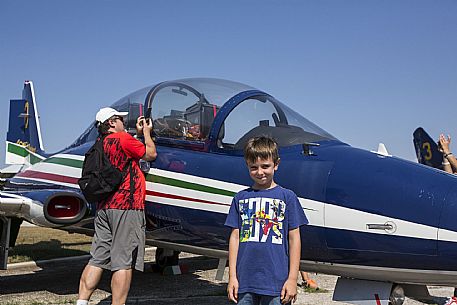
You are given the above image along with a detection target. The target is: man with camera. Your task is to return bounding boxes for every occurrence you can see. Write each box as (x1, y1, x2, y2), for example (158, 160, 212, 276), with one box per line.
(77, 108, 156, 305)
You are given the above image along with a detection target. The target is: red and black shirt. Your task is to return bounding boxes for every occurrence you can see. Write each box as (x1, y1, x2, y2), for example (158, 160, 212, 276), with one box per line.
(98, 132, 146, 210)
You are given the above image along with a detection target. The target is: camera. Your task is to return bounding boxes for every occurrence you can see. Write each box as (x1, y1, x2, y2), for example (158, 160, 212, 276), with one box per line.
(138, 117, 151, 127)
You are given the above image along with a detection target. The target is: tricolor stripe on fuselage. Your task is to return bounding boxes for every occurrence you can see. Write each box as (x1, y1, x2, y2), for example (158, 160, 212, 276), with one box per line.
(9, 153, 457, 243)
(6, 141, 45, 165)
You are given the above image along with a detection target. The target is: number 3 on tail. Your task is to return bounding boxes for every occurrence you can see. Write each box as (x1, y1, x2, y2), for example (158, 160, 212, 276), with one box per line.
(422, 142, 432, 161)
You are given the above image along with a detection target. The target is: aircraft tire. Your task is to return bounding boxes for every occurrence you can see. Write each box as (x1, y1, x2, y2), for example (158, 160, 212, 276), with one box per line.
(389, 285, 405, 305)
(154, 247, 180, 271)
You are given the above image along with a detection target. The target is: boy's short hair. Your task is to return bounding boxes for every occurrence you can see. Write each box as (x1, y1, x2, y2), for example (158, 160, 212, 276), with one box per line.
(244, 136, 279, 164)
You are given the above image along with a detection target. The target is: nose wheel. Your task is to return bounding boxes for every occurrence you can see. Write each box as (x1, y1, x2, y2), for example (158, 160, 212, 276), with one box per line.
(154, 247, 180, 271)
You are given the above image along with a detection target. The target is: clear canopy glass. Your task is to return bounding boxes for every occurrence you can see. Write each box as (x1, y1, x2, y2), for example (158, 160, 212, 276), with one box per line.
(70, 78, 336, 148)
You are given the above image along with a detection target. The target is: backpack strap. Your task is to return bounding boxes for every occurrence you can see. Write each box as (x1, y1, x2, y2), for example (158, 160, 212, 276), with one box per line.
(97, 135, 107, 166)
(129, 161, 134, 208)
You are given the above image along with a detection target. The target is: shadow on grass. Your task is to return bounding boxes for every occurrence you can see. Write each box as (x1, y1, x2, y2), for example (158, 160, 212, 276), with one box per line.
(9, 239, 90, 262)
(0, 255, 230, 305)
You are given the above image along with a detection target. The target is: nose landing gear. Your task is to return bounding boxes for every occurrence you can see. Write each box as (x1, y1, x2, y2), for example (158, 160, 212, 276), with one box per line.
(153, 247, 180, 272)
(389, 285, 405, 305)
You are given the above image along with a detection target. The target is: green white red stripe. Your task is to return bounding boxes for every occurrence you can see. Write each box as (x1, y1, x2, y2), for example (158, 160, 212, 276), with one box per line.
(11, 153, 457, 244)
(5, 141, 45, 165)
(13, 154, 241, 214)
(12, 154, 323, 218)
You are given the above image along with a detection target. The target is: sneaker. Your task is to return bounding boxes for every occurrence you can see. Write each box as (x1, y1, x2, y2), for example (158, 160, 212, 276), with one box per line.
(444, 296, 457, 305)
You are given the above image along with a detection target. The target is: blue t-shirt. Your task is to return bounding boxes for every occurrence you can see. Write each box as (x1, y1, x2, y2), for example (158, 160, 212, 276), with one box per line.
(224, 185, 308, 296)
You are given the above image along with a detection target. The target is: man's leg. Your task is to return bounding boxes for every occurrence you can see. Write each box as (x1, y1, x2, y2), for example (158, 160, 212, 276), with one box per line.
(111, 268, 132, 305)
(78, 264, 104, 301)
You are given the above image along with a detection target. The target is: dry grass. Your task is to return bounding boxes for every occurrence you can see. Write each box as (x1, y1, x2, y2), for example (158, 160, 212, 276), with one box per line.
(8, 226, 92, 264)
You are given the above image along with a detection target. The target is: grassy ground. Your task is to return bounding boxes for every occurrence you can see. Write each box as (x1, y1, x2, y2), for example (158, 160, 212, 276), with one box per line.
(8, 227, 92, 264)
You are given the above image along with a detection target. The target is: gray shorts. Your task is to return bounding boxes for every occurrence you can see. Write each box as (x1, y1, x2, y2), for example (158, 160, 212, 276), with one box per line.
(89, 209, 145, 272)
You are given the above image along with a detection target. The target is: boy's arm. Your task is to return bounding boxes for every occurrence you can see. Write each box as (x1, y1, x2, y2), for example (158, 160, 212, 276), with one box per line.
(281, 227, 301, 304)
(227, 228, 240, 303)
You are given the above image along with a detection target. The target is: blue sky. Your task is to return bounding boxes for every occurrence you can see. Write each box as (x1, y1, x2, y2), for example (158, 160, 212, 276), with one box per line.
(1, 1, 456, 167)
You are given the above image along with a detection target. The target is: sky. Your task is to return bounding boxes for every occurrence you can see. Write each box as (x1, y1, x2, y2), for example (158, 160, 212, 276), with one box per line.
(0, 0, 456, 167)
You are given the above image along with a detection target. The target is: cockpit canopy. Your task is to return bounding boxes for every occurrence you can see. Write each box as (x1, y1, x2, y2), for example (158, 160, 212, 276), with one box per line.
(70, 78, 336, 149)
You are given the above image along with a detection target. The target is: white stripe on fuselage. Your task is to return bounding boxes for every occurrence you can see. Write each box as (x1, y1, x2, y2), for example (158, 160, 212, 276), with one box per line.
(31, 161, 81, 178)
(13, 161, 457, 243)
(153, 168, 244, 193)
(51, 153, 85, 161)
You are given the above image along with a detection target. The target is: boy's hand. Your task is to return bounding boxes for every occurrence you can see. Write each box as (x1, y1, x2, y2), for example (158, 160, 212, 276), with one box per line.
(281, 278, 298, 304)
(227, 277, 239, 303)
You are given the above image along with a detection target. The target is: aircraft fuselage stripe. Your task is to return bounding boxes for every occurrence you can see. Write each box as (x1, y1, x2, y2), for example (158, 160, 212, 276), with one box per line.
(6, 141, 45, 164)
(12, 163, 457, 244)
(16, 170, 78, 185)
(147, 174, 235, 197)
(43, 157, 83, 168)
(33, 155, 234, 198)
(147, 190, 230, 207)
(14, 169, 227, 207)
(8, 142, 28, 157)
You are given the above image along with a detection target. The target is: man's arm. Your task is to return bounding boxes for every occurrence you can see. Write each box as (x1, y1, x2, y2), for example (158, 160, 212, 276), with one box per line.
(442, 156, 457, 174)
(439, 134, 457, 174)
(449, 155, 457, 174)
(281, 228, 300, 304)
(227, 228, 239, 303)
(141, 118, 157, 161)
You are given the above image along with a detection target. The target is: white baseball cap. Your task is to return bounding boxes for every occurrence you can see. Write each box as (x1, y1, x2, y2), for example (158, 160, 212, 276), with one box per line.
(95, 107, 128, 123)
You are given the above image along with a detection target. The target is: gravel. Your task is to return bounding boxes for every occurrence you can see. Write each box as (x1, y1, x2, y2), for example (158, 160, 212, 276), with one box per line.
(0, 249, 453, 305)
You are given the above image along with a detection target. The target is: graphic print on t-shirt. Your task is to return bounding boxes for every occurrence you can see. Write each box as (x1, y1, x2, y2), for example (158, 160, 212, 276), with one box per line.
(239, 197, 286, 244)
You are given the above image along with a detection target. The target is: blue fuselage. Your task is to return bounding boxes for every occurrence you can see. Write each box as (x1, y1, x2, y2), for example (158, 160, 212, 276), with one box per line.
(143, 140, 457, 273)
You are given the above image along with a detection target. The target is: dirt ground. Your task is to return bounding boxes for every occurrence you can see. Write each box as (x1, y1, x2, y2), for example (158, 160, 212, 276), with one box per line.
(0, 248, 454, 305)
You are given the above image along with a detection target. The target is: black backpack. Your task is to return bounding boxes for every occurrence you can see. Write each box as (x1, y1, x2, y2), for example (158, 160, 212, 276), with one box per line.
(78, 135, 132, 203)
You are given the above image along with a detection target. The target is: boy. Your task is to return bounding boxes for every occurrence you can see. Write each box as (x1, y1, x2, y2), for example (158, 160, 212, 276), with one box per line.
(225, 136, 308, 305)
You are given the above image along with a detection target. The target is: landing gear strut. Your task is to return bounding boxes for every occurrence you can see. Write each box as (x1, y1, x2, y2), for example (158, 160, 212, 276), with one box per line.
(0, 217, 22, 270)
(0, 216, 11, 270)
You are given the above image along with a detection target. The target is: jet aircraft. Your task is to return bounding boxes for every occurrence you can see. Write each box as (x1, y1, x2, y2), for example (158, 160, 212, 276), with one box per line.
(2, 79, 457, 305)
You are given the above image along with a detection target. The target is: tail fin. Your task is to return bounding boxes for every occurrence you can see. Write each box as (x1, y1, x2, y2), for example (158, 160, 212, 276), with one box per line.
(5, 81, 45, 165)
(413, 127, 443, 169)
